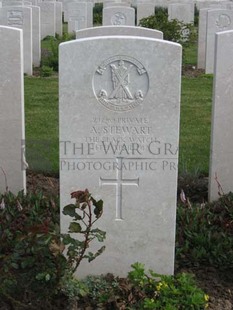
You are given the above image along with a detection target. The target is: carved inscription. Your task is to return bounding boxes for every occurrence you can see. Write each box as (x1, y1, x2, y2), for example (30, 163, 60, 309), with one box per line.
(216, 14, 231, 30)
(93, 55, 149, 112)
(99, 157, 139, 220)
(7, 10, 23, 26)
(111, 12, 126, 25)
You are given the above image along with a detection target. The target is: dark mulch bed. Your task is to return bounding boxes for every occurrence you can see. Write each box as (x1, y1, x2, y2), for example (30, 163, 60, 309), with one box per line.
(1, 171, 229, 309)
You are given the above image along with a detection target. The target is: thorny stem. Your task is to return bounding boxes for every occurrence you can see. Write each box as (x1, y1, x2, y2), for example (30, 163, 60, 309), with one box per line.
(73, 200, 92, 273)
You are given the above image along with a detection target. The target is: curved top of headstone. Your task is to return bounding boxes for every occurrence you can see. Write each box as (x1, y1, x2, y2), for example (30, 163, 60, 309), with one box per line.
(76, 26, 163, 39)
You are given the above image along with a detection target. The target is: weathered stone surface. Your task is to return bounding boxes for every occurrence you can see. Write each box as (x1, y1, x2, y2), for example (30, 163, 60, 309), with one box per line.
(205, 9, 233, 74)
(0, 6, 33, 75)
(0, 26, 26, 194)
(59, 35, 181, 278)
(76, 25, 163, 39)
(103, 6, 135, 26)
(209, 30, 233, 201)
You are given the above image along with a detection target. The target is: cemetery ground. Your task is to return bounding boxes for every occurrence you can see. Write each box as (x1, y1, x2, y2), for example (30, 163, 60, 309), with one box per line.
(1, 40, 233, 309)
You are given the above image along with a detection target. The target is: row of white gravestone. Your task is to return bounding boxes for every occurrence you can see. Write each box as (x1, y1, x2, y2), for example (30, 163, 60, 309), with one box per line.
(197, 2, 233, 73)
(0, 21, 232, 279)
(0, 1, 62, 75)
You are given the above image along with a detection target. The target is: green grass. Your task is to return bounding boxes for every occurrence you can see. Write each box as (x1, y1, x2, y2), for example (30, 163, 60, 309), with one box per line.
(179, 75, 213, 174)
(25, 41, 213, 176)
(24, 76, 59, 175)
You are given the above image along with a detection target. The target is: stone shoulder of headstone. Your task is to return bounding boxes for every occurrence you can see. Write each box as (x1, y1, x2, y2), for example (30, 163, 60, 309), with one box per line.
(76, 26, 163, 39)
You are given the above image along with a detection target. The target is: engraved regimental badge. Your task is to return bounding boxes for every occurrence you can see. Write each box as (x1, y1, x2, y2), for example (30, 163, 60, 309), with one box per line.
(93, 55, 149, 112)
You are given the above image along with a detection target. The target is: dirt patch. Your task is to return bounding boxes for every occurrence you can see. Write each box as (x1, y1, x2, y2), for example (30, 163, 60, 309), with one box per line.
(182, 65, 205, 78)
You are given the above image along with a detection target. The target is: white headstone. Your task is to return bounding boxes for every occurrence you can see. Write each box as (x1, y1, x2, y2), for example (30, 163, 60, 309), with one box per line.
(76, 25, 163, 39)
(59, 35, 181, 278)
(55, 1, 62, 36)
(67, 2, 93, 32)
(205, 9, 233, 74)
(29, 5, 41, 67)
(0, 26, 26, 194)
(168, 3, 194, 24)
(103, 6, 135, 25)
(197, 8, 209, 69)
(209, 30, 233, 200)
(0, 6, 33, 75)
(38, 1, 55, 39)
(137, 2, 155, 25)
(2, 0, 23, 5)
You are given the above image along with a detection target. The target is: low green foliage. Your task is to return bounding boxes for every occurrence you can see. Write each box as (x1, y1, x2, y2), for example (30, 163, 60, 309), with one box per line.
(41, 33, 75, 72)
(0, 190, 66, 306)
(139, 8, 196, 46)
(0, 189, 105, 308)
(40, 65, 54, 77)
(176, 192, 233, 269)
(79, 262, 208, 309)
(93, 3, 103, 25)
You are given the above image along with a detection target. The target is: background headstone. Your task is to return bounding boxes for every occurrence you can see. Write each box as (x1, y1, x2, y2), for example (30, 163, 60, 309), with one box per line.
(103, 6, 135, 25)
(38, 1, 55, 39)
(59, 35, 181, 278)
(168, 3, 194, 24)
(0, 6, 33, 75)
(76, 25, 163, 39)
(55, 1, 62, 36)
(67, 1, 93, 32)
(205, 9, 233, 74)
(137, 2, 155, 25)
(0, 26, 26, 194)
(209, 30, 233, 201)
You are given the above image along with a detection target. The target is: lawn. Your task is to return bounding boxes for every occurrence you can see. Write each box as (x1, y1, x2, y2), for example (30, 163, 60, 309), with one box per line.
(25, 41, 213, 176)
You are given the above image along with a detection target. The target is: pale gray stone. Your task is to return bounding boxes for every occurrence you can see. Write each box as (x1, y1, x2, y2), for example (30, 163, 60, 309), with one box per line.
(55, 1, 62, 36)
(38, 1, 55, 39)
(26, 5, 41, 67)
(137, 2, 155, 25)
(0, 6, 33, 75)
(76, 25, 163, 39)
(104, 1, 131, 8)
(209, 30, 233, 200)
(168, 3, 194, 24)
(68, 2, 93, 32)
(59, 35, 181, 278)
(205, 9, 233, 74)
(197, 8, 208, 69)
(0, 26, 26, 194)
(103, 6, 135, 25)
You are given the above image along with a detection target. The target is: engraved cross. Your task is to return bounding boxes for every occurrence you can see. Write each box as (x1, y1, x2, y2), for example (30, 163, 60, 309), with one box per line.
(99, 157, 139, 220)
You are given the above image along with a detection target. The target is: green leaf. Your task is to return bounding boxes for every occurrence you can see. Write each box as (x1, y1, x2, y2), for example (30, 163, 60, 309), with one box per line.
(63, 204, 77, 217)
(69, 222, 82, 233)
(93, 199, 103, 218)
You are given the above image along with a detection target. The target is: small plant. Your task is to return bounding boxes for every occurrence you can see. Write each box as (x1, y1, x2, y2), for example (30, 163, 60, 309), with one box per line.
(176, 191, 233, 269)
(128, 262, 209, 309)
(139, 8, 196, 47)
(77, 263, 209, 309)
(41, 33, 75, 72)
(40, 65, 53, 77)
(62, 189, 106, 273)
(93, 3, 103, 25)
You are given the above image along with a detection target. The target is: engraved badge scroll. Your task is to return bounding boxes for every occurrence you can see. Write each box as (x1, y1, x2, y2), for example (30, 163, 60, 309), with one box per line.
(93, 55, 149, 112)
